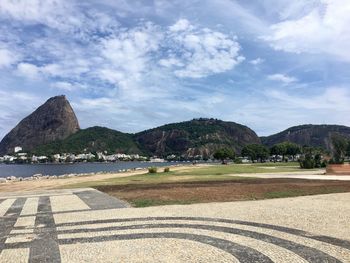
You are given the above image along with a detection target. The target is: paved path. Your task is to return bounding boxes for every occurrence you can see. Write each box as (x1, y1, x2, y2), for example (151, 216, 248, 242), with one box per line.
(229, 173, 350, 181)
(0, 188, 349, 262)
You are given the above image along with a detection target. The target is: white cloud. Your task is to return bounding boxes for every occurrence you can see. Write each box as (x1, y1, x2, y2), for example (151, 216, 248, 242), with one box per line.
(162, 19, 244, 78)
(0, 0, 119, 36)
(99, 23, 161, 82)
(15, 57, 92, 82)
(267, 86, 350, 112)
(0, 0, 80, 31)
(0, 90, 41, 138)
(16, 63, 40, 79)
(267, 73, 297, 84)
(249, 58, 264, 66)
(169, 18, 193, 32)
(0, 48, 18, 68)
(50, 81, 74, 91)
(263, 0, 350, 61)
(158, 57, 184, 68)
(96, 22, 163, 98)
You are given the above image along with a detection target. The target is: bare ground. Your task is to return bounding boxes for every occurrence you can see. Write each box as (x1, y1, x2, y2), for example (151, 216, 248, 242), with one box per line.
(96, 178, 350, 206)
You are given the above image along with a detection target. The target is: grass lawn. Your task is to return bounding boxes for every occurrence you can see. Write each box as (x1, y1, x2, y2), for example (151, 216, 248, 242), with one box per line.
(60, 162, 339, 208)
(173, 162, 304, 176)
(63, 162, 307, 189)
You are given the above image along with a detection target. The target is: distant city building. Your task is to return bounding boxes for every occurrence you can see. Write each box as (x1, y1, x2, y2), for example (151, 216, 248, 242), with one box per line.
(14, 146, 22, 153)
(150, 157, 165, 162)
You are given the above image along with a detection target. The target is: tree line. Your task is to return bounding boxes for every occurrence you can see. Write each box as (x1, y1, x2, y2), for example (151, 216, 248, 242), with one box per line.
(214, 136, 350, 169)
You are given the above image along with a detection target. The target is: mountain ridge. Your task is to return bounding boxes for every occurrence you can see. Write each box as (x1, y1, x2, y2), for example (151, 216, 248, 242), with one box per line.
(261, 124, 350, 152)
(1, 96, 350, 156)
(134, 118, 260, 157)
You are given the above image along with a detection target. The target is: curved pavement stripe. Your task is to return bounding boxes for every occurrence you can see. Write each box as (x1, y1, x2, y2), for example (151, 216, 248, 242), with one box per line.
(58, 226, 307, 263)
(224, 221, 350, 263)
(55, 216, 350, 250)
(59, 238, 241, 263)
(56, 222, 341, 263)
(60, 232, 273, 263)
(56, 218, 350, 262)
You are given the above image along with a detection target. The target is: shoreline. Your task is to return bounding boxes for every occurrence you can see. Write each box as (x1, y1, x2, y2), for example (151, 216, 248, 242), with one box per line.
(0, 163, 190, 183)
(0, 161, 206, 180)
(0, 163, 205, 192)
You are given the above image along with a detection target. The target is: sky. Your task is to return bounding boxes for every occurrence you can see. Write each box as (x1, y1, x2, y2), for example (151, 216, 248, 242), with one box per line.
(0, 0, 350, 138)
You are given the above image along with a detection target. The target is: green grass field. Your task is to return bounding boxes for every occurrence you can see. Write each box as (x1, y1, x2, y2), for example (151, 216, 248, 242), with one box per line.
(63, 162, 313, 189)
(174, 162, 302, 176)
(60, 162, 343, 208)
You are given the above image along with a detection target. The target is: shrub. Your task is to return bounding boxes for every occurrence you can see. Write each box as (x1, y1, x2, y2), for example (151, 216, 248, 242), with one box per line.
(301, 158, 315, 169)
(234, 158, 242, 164)
(148, 167, 157, 174)
(164, 167, 170, 173)
(321, 160, 328, 168)
(299, 154, 315, 169)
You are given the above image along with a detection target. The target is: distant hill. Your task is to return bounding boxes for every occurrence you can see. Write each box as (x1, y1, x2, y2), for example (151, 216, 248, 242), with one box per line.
(0, 95, 79, 154)
(261, 124, 350, 151)
(134, 118, 260, 158)
(3, 96, 350, 157)
(33, 126, 142, 155)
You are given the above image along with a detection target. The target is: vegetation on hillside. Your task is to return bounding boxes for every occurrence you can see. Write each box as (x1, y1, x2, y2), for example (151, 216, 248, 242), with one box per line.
(32, 126, 142, 155)
(28, 119, 350, 164)
(135, 118, 260, 157)
(261, 124, 350, 151)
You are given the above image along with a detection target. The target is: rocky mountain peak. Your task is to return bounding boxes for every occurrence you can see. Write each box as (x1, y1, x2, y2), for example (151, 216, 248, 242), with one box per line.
(0, 95, 80, 154)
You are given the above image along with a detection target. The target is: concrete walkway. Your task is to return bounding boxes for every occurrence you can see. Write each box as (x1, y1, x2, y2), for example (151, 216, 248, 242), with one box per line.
(0, 188, 349, 262)
(230, 172, 350, 181)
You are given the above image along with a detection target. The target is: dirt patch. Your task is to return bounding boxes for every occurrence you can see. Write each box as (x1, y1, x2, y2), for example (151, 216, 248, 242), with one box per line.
(96, 178, 350, 207)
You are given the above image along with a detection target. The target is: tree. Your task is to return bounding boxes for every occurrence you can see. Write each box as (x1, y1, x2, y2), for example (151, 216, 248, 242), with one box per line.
(346, 141, 350, 159)
(270, 142, 301, 162)
(299, 146, 327, 169)
(299, 153, 315, 169)
(331, 135, 347, 164)
(270, 143, 287, 161)
(213, 148, 236, 164)
(285, 142, 301, 161)
(241, 144, 269, 163)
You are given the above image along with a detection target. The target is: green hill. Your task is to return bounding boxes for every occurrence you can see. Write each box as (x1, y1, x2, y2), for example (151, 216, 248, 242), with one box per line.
(261, 124, 350, 151)
(134, 118, 260, 157)
(32, 119, 260, 157)
(33, 126, 142, 155)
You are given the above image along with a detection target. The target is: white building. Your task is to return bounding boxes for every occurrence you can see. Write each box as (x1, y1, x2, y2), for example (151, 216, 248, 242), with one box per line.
(14, 146, 22, 153)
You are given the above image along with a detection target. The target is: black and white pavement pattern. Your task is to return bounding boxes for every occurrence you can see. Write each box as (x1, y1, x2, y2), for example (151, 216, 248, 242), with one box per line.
(0, 188, 349, 262)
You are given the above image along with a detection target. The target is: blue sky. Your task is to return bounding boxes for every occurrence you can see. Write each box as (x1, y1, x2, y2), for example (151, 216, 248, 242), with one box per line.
(0, 0, 349, 138)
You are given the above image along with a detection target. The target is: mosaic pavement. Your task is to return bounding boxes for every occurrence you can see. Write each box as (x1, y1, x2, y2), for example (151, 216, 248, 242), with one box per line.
(0, 188, 349, 262)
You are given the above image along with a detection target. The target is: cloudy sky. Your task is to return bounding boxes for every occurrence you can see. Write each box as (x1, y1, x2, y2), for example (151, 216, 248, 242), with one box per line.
(0, 0, 349, 138)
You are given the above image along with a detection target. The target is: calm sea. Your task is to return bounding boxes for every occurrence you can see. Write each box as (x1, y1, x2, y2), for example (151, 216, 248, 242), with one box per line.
(0, 161, 180, 178)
